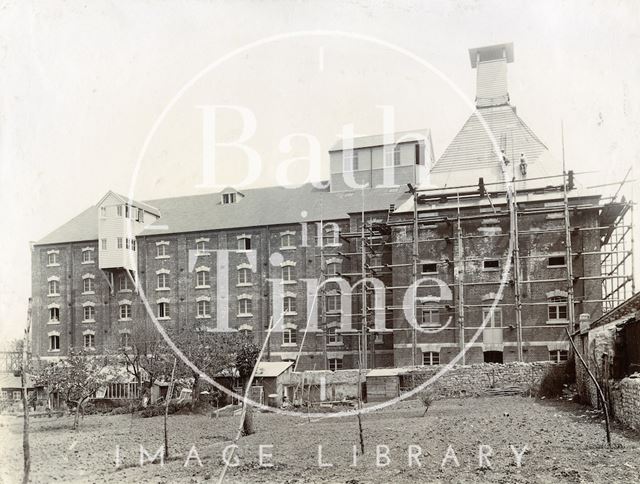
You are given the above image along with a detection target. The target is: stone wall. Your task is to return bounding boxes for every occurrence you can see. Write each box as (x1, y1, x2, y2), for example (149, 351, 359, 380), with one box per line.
(397, 361, 563, 398)
(610, 377, 640, 431)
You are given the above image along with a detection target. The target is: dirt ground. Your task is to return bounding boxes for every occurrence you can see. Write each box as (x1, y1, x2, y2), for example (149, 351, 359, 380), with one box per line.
(1, 396, 639, 483)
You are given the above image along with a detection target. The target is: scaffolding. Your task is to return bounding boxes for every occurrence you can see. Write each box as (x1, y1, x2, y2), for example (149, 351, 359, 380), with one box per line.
(331, 169, 636, 365)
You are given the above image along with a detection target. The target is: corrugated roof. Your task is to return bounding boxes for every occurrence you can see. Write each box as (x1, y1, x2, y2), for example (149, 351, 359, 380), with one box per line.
(330, 130, 430, 152)
(36, 183, 403, 245)
(429, 105, 550, 188)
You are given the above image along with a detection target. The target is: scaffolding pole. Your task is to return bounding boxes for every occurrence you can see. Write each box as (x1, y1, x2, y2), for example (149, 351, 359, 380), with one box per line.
(456, 191, 465, 365)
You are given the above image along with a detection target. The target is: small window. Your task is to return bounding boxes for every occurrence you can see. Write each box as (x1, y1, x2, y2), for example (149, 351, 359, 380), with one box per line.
(422, 351, 440, 366)
(327, 326, 341, 345)
(196, 241, 207, 254)
(83, 306, 95, 321)
(83, 333, 95, 349)
(49, 307, 60, 322)
(548, 255, 566, 267)
(117, 238, 123, 249)
(549, 350, 569, 362)
(326, 262, 339, 276)
(238, 268, 251, 285)
(281, 233, 294, 248)
(222, 193, 237, 204)
(157, 302, 170, 319)
(420, 307, 440, 327)
(100, 207, 107, 217)
(48, 280, 59, 296)
(283, 328, 297, 345)
(548, 296, 568, 320)
(124, 205, 130, 219)
(137, 208, 144, 223)
(82, 250, 94, 263)
(238, 237, 251, 251)
(125, 239, 130, 249)
(238, 299, 252, 315)
(344, 151, 359, 171)
(385, 145, 401, 167)
(117, 205, 123, 217)
(483, 259, 500, 270)
(282, 265, 294, 282)
(482, 307, 503, 327)
(328, 358, 343, 371)
(157, 273, 169, 289)
(47, 252, 58, 265)
(120, 303, 132, 320)
(196, 270, 210, 287)
(157, 244, 167, 257)
(49, 335, 60, 351)
(83, 278, 94, 293)
(101, 239, 107, 250)
(119, 275, 130, 292)
(120, 332, 131, 348)
(131, 239, 136, 251)
(284, 296, 296, 313)
(327, 294, 340, 312)
(197, 300, 211, 317)
(422, 262, 438, 274)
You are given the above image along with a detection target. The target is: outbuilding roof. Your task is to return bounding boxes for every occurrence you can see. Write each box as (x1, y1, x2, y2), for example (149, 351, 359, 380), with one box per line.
(254, 361, 293, 378)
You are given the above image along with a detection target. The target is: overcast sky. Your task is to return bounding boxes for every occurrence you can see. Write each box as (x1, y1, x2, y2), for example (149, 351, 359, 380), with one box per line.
(1, 0, 639, 342)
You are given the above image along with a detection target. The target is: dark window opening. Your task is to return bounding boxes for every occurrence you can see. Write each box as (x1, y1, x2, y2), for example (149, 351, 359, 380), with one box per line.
(483, 259, 500, 270)
(483, 351, 503, 363)
(422, 262, 438, 274)
(548, 255, 566, 267)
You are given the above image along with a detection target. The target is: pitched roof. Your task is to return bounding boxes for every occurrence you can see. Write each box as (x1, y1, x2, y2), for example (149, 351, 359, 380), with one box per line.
(36, 183, 404, 245)
(429, 105, 551, 188)
(255, 361, 293, 378)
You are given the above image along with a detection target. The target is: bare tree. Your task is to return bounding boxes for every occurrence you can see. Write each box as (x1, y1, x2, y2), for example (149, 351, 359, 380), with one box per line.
(36, 349, 115, 430)
(121, 322, 169, 402)
(171, 328, 240, 403)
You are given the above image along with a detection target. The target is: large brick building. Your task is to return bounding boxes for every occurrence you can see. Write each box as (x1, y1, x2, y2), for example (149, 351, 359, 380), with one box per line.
(31, 43, 630, 369)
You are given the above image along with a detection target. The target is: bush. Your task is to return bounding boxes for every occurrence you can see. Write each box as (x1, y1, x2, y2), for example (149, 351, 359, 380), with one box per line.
(418, 390, 435, 416)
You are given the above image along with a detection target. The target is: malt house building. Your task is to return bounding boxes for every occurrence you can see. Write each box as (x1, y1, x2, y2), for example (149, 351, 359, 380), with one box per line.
(31, 43, 634, 370)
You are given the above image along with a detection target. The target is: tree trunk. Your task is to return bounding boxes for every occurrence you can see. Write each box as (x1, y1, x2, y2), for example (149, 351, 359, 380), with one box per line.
(192, 373, 200, 403)
(73, 403, 81, 431)
(242, 379, 254, 436)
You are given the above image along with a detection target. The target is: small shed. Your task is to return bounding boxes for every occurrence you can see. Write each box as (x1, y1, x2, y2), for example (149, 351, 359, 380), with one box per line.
(253, 361, 294, 407)
(0, 374, 46, 413)
(366, 368, 402, 402)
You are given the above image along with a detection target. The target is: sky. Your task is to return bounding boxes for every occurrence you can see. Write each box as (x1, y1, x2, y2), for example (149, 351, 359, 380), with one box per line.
(1, 0, 639, 342)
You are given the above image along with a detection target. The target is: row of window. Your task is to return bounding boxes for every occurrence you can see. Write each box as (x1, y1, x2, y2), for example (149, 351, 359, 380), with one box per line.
(343, 146, 403, 172)
(417, 349, 568, 366)
(100, 204, 144, 222)
(47, 248, 95, 266)
(420, 255, 566, 274)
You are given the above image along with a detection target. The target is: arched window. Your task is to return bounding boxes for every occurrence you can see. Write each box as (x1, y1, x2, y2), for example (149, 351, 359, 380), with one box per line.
(548, 296, 567, 320)
(196, 269, 210, 287)
(197, 300, 211, 317)
(238, 298, 252, 316)
(48, 334, 60, 351)
(83, 277, 94, 293)
(283, 296, 296, 313)
(157, 301, 170, 319)
(283, 328, 297, 345)
(83, 305, 95, 322)
(83, 332, 95, 349)
(157, 272, 169, 289)
(238, 267, 251, 285)
(119, 303, 132, 320)
(48, 280, 59, 296)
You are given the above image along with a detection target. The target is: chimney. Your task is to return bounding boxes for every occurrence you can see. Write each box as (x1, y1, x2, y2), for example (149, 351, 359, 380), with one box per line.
(468, 42, 514, 108)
